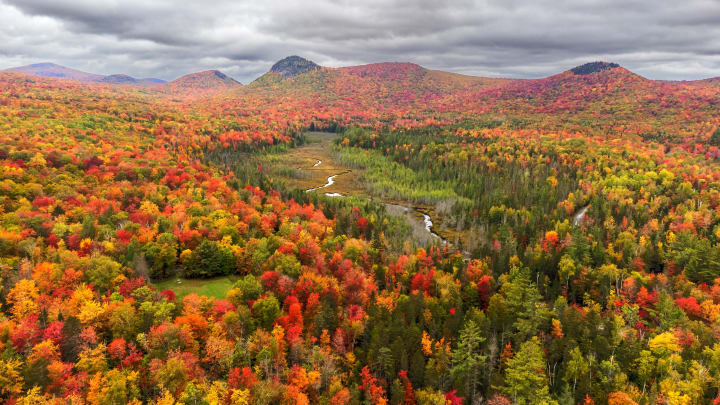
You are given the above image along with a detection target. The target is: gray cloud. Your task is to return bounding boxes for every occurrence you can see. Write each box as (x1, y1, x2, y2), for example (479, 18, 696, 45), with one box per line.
(1, 0, 719, 82)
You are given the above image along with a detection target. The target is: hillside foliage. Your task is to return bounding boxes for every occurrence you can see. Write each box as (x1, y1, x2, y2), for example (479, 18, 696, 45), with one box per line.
(1, 60, 720, 404)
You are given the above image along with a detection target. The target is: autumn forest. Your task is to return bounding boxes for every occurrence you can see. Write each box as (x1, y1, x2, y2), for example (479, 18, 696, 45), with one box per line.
(2, 55, 720, 405)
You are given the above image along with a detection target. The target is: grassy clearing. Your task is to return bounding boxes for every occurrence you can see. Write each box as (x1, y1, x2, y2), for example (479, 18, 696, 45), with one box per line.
(151, 276, 238, 300)
(335, 147, 467, 205)
(263, 132, 366, 196)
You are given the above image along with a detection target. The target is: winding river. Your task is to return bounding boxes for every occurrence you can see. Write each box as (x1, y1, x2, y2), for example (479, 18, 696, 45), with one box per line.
(303, 158, 351, 194)
(382, 203, 447, 245)
(305, 173, 344, 192)
(304, 158, 447, 245)
(422, 213, 445, 242)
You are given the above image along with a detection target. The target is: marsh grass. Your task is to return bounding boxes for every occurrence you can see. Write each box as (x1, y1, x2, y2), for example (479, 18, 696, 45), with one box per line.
(152, 276, 239, 300)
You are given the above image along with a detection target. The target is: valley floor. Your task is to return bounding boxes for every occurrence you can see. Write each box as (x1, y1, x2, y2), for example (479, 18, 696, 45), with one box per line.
(271, 132, 451, 248)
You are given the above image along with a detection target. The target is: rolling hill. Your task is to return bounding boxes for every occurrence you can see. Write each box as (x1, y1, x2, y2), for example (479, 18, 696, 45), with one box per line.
(247, 56, 511, 122)
(225, 57, 719, 140)
(155, 70, 242, 93)
(4, 57, 719, 140)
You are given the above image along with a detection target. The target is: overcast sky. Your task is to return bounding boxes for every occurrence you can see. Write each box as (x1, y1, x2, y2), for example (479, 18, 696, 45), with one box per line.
(1, 0, 719, 83)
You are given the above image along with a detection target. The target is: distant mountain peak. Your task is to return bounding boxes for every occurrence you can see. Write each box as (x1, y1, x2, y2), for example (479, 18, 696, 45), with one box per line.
(570, 62, 621, 75)
(270, 56, 320, 78)
(6, 62, 104, 82)
(5, 62, 164, 86)
(101, 74, 138, 84)
(156, 69, 242, 93)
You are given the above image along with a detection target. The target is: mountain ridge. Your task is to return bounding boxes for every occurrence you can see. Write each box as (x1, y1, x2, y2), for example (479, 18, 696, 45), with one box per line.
(6, 62, 104, 83)
(8, 58, 717, 89)
(5, 62, 165, 86)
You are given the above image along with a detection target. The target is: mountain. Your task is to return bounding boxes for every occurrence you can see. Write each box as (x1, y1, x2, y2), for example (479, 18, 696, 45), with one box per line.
(251, 56, 507, 96)
(432, 60, 720, 138)
(464, 61, 644, 101)
(338, 61, 506, 90)
(155, 70, 242, 93)
(250, 56, 322, 87)
(569, 61, 621, 75)
(270, 56, 320, 78)
(101, 74, 165, 87)
(240, 57, 718, 140)
(5, 62, 166, 86)
(555, 61, 642, 82)
(6, 62, 104, 82)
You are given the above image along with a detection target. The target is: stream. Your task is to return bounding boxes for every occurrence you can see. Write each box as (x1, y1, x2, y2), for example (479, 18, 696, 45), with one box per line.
(301, 159, 346, 196)
(574, 205, 590, 226)
(304, 157, 448, 245)
(382, 203, 448, 245)
(305, 173, 342, 192)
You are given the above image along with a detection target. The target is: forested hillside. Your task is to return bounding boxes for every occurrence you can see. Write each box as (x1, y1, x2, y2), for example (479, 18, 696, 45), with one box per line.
(1, 58, 720, 404)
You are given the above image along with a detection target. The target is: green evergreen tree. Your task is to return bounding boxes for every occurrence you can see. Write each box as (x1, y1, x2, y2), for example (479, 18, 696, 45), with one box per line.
(183, 239, 235, 278)
(501, 336, 557, 404)
(562, 346, 588, 397)
(451, 319, 486, 401)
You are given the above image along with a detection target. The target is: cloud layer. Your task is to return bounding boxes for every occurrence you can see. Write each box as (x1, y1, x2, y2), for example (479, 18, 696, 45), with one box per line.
(2, 0, 719, 83)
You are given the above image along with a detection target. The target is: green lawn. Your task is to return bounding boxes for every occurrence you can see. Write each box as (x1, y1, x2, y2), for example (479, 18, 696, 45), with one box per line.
(151, 276, 238, 300)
